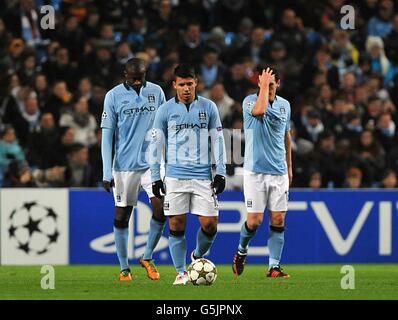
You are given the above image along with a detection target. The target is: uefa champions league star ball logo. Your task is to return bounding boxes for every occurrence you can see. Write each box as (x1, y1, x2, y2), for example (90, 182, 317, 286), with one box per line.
(8, 201, 60, 255)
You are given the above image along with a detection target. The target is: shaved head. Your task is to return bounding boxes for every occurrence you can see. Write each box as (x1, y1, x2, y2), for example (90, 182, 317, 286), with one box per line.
(125, 58, 147, 73)
(124, 58, 147, 92)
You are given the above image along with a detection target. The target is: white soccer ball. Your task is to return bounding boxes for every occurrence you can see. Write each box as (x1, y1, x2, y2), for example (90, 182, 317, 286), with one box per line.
(187, 258, 218, 286)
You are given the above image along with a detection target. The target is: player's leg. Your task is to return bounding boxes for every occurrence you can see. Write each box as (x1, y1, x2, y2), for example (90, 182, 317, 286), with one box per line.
(114, 206, 133, 280)
(266, 174, 290, 278)
(190, 179, 219, 261)
(139, 169, 166, 280)
(233, 171, 267, 276)
(143, 197, 166, 260)
(192, 215, 218, 260)
(164, 177, 190, 285)
(112, 171, 141, 281)
(169, 214, 188, 285)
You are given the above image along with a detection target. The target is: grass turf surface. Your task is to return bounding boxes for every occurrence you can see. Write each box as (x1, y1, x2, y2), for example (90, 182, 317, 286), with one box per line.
(1, 264, 398, 300)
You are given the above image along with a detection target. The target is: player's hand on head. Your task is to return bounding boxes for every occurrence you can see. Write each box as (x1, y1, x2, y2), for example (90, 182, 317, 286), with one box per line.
(152, 180, 165, 199)
(212, 174, 226, 195)
(258, 67, 274, 88)
(103, 180, 114, 193)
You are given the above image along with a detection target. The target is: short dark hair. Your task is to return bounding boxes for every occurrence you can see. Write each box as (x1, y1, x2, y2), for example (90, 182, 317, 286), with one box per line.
(174, 63, 196, 79)
(258, 65, 280, 82)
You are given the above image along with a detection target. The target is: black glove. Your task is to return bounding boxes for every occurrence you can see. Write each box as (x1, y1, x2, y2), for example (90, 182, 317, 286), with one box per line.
(212, 174, 225, 194)
(103, 180, 114, 193)
(152, 180, 165, 199)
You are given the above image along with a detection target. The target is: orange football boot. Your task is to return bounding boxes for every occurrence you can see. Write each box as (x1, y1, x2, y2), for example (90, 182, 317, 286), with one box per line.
(119, 268, 133, 281)
(139, 257, 160, 280)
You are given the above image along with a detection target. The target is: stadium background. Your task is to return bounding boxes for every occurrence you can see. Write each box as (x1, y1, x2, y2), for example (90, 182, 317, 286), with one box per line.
(0, 0, 397, 272)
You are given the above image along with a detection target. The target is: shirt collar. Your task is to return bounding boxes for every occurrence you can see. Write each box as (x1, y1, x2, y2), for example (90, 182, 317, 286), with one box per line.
(123, 80, 147, 91)
(174, 94, 199, 104)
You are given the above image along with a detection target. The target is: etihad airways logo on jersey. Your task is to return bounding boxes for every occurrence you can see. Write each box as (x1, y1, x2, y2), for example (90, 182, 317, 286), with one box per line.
(123, 106, 156, 115)
(171, 123, 208, 133)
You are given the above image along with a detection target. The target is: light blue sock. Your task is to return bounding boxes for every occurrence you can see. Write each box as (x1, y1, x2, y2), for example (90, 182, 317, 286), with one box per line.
(143, 217, 166, 260)
(194, 228, 217, 258)
(238, 222, 257, 253)
(114, 226, 129, 271)
(169, 234, 186, 273)
(268, 226, 285, 269)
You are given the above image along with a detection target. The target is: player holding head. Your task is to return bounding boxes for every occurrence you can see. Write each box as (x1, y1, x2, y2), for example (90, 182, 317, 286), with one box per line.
(150, 64, 226, 285)
(101, 58, 167, 281)
(232, 67, 292, 278)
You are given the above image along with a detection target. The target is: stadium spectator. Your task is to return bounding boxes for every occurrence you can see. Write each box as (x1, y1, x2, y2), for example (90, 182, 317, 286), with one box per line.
(0, 126, 26, 186)
(308, 170, 322, 189)
(178, 22, 204, 68)
(379, 169, 398, 188)
(356, 129, 386, 183)
(33, 73, 50, 110)
(367, 0, 394, 37)
(343, 166, 364, 188)
(9, 90, 41, 147)
(26, 112, 58, 169)
(272, 9, 307, 63)
(202, 82, 235, 123)
(224, 61, 254, 103)
(384, 14, 398, 65)
(298, 109, 325, 144)
(43, 80, 73, 123)
(199, 45, 226, 89)
(375, 111, 396, 152)
(59, 96, 97, 147)
(64, 143, 95, 187)
(365, 36, 396, 87)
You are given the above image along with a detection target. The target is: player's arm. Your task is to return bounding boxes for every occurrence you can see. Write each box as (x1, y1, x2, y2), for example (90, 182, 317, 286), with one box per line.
(150, 105, 167, 198)
(209, 102, 227, 194)
(285, 103, 293, 186)
(101, 91, 116, 192)
(251, 68, 274, 117)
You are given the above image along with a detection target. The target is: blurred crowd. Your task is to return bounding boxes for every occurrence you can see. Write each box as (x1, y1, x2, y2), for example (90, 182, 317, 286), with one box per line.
(0, 0, 398, 189)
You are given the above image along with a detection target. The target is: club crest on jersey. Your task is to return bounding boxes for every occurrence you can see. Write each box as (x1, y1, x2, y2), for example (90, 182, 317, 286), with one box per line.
(148, 94, 155, 103)
(199, 111, 206, 120)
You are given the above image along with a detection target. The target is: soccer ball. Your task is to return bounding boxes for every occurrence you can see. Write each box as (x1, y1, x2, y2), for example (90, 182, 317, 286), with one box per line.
(187, 258, 218, 286)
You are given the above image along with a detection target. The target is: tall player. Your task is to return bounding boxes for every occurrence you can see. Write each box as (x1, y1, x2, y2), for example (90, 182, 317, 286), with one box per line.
(150, 64, 226, 285)
(101, 58, 166, 281)
(232, 67, 292, 278)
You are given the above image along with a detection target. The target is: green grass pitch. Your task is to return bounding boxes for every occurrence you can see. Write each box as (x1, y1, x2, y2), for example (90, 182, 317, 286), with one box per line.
(1, 264, 398, 300)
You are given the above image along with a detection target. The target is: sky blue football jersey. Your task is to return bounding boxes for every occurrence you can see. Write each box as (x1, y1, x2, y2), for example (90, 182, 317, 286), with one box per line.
(243, 94, 291, 175)
(150, 95, 226, 181)
(101, 81, 166, 172)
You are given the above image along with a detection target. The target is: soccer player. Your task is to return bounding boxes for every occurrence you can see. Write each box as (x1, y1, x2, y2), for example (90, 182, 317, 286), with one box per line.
(232, 67, 292, 278)
(101, 58, 166, 281)
(150, 64, 226, 285)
